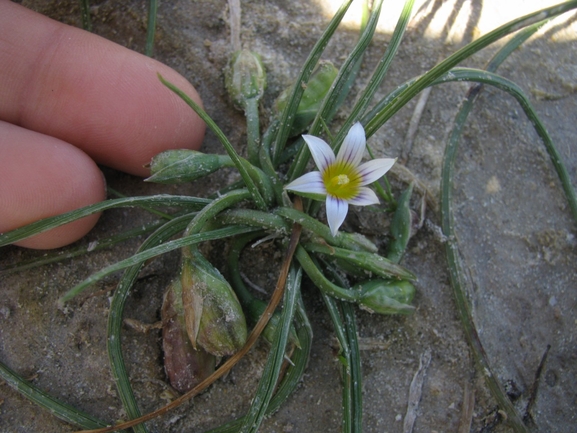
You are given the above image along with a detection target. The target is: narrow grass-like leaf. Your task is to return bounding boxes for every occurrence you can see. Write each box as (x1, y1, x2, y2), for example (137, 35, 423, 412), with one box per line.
(303, 241, 416, 281)
(440, 86, 527, 433)
(275, 206, 376, 252)
(432, 67, 577, 222)
(239, 265, 302, 432)
(59, 225, 259, 303)
(0, 360, 108, 429)
(320, 291, 362, 433)
(0, 218, 174, 275)
(245, 97, 261, 167)
(79, 0, 92, 31)
(321, 292, 353, 431)
(440, 21, 556, 433)
(341, 301, 362, 432)
(158, 75, 267, 210)
(107, 187, 175, 220)
(287, 0, 385, 181)
(311, 0, 385, 130)
(364, 1, 577, 138)
(183, 189, 251, 236)
(272, 0, 355, 164)
(323, 263, 363, 433)
(107, 214, 194, 433)
(217, 208, 291, 234)
(319, 261, 363, 432)
(204, 298, 312, 433)
(295, 246, 358, 303)
(258, 119, 284, 204)
(145, 0, 158, 57)
(333, 0, 415, 151)
(0, 195, 209, 247)
(329, 0, 370, 119)
(265, 298, 312, 412)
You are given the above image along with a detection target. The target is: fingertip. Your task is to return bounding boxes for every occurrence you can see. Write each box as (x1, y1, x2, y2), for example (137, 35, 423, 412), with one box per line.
(0, 122, 106, 249)
(1, 2, 206, 177)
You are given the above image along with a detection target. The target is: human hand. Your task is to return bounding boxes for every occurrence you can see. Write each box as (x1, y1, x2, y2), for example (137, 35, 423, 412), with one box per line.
(0, 1, 205, 249)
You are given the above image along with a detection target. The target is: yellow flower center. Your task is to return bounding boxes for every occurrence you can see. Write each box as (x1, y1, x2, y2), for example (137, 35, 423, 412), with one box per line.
(323, 161, 361, 200)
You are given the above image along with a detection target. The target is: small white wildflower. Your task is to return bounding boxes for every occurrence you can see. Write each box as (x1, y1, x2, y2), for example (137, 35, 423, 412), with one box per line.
(285, 122, 395, 236)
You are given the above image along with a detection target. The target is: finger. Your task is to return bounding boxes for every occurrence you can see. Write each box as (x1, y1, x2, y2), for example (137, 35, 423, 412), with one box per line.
(0, 1, 205, 177)
(0, 121, 106, 249)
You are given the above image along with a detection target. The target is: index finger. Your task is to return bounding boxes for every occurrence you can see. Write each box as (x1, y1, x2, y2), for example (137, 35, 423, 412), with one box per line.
(0, 1, 205, 177)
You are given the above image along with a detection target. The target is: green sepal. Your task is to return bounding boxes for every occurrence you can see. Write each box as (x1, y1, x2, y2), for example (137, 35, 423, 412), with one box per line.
(225, 49, 267, 110)
(180, 248, 248, 357)
(355, 279, 415, 315)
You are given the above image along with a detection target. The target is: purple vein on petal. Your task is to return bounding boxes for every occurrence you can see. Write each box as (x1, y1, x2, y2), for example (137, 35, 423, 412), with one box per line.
(303, 135, 335, 172)
(326, 195, 349, 236)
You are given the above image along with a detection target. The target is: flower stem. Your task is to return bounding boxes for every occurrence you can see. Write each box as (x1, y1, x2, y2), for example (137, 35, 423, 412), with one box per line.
(245, 97, 261, 166)
(294, 246, 358, 303)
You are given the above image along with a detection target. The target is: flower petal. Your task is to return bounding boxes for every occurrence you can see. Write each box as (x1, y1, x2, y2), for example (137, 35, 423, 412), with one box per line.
(302, 134, 335, 172)
(326, 195, 348, 236)
(348, 187, 380, 206)
(336, 122, 365, 168)
(284, 171, 326, 198)
(357, 158, 396, 185)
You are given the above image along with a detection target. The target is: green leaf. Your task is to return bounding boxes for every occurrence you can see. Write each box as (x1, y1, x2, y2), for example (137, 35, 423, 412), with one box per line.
(59, 225, 259, 303)
(0, 195, 209, 247)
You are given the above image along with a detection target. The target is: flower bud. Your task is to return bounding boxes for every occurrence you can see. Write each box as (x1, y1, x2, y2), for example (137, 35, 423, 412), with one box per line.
(181, 249, 247, 357)
(225, 49, 267, 110)
(387, 183, 414, 263)
(145, 149, 233, 184)
(161, 278, 216, 393)
(355, 280, 415, 315)
(274, 61, 338, 136)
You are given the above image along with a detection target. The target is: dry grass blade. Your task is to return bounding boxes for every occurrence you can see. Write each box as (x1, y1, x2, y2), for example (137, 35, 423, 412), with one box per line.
(458, 382, 475, 433)
(403, 349, 432, 433)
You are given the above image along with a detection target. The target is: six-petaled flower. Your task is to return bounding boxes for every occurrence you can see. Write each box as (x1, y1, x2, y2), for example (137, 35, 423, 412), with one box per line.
(284, 122, 396, 236)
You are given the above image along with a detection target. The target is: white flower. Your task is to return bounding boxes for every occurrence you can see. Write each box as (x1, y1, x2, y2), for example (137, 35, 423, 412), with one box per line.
(284, 122, 396, 236)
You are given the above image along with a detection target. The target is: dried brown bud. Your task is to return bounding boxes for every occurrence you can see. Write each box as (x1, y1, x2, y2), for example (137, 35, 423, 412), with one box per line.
(161, 278, 216, 393)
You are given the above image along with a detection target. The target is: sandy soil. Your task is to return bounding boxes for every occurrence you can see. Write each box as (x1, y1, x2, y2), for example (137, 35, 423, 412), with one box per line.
(1, 1, 576, 432)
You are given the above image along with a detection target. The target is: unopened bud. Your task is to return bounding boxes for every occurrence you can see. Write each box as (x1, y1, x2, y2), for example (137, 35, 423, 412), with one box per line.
(355, 280, 415, 315)
(161, 278, 216, 393)
(387, 183, 415, 263)
(146, 149, 233, 184)
(225, 49, 267, 110)
(275, 61, 338, 136)
(181, 249, 247, 357)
